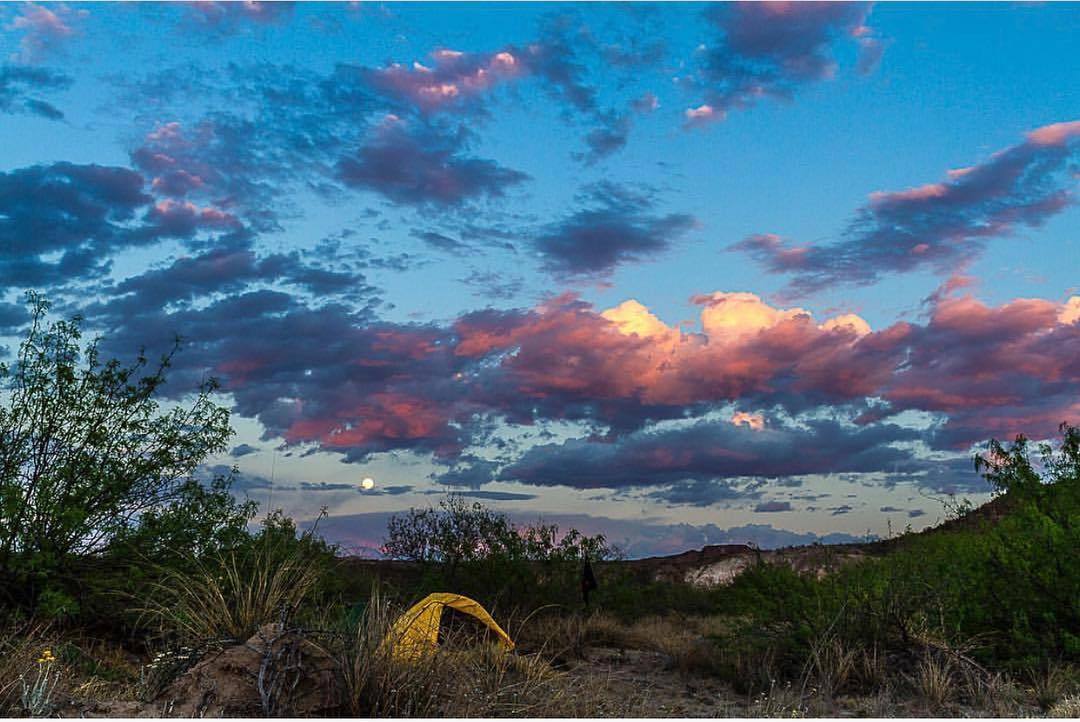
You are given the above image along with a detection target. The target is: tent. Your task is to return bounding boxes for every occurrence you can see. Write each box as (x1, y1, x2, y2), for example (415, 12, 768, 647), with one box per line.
(381, 592, 515, 662)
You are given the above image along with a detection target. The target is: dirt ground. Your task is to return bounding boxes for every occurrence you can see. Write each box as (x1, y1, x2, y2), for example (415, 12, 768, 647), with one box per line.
(561, 645, 1047, 718)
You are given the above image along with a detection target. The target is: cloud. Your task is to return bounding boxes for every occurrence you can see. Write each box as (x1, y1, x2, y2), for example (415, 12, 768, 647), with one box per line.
(576, 94, 659, 165)
(90, 291, 468, 464)
(882, 293, 1080, 449)
(502, 417, 920, 490)
(0, 162, 150, 287)
(684, 2, 878, 126)
(4, 3, 86, 63)
(0, 64, 69, 119)
(363, 47, 525, 115)
(130, 118, 305, 232)
(755, 501, 793, 513)
(459, 270, 525, 301)
(337, 117, 529, 207)
(533, 183, 696, 276)
(736, 120, 1080, 294)
(104, 239, 374, 315)
(182, 1, 296, 32)
(84, 273, 1079, 488)
(453, 291, 892, 432)
(230, 443, 259, 458)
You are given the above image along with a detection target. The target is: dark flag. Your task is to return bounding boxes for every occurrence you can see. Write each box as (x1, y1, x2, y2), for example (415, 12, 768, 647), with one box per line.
(581, 558, 598, 606)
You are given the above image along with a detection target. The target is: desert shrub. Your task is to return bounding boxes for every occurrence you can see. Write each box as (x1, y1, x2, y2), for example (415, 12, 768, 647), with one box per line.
(0, 294, 244, 620)
(974, 424, 1080, 667)
(591, 567, 728, 619)
(708, 423, 1080, 694)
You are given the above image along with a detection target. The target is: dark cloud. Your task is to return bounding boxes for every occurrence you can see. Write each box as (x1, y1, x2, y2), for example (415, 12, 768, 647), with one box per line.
(646, 478, 759, 507)
(434, 458, 501, 489)
(735, 121, 1080, 294)
(429, 489, 538, 502)
(0, 162, 151, 288)
(299, 481, 359, 492)
(380, 485, 414, 496)
(534, 183, 696, 276)
(459, 270, 525, 301)
(103, 239, 375, 316)
(230, 443, 259, 458)
(90, 290, 469, 464)
(755, 500, 793, 513)
(412, 230, 473, 255)
(684, 2, 878, 126)
(0, 65, 70, 119)
(337, 118, 529, 207)
(503, 418, 921, 490)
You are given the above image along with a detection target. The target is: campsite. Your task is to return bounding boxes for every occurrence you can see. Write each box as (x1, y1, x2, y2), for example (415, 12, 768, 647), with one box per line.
(2, 1, 1080, 718)
(2, 430, 1079, 716)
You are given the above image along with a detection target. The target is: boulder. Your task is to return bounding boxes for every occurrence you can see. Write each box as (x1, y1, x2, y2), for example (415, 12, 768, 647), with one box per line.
(157, 624, 342, 717)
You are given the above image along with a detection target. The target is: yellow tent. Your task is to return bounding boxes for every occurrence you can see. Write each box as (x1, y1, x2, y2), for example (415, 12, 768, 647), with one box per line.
(381, 592, 515, 662)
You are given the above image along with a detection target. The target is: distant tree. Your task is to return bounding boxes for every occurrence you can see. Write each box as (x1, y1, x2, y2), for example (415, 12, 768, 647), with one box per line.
(0, 293, 249, 614)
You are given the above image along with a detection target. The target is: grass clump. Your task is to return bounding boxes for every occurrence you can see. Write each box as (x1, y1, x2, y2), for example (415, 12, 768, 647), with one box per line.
(139, 511, 336, 646)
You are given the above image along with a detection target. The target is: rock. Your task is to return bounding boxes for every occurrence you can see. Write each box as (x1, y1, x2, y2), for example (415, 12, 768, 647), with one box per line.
(156, 624, 343, 717)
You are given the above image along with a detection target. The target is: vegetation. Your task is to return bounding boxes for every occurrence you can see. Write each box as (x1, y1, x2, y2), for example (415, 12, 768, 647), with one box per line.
(383, 494, 616, 612)
(0, 294, 1078, 716)
(0, 294, 250, 619)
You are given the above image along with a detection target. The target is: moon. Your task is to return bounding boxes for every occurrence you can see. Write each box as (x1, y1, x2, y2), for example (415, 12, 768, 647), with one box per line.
(361, 477, 375, 490)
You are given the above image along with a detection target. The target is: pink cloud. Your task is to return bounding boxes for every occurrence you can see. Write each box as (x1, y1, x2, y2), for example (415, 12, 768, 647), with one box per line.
(683, 104, 722, 128)
(5, 2, 86, 62)
(1026, 120, 1080, 147)
(737, 119, 1080, 293)
(366, 47, 526, 113)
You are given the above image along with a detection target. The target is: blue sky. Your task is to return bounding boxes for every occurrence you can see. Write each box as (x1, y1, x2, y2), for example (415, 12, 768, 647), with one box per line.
(1, 2, 1078, 557)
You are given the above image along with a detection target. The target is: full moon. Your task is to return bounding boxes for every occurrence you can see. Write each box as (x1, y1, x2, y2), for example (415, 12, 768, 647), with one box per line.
(361, 477, 375, 490)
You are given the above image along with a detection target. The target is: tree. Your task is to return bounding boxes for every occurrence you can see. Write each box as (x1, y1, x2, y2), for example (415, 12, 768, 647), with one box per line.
(382, 495, 616, 608)
(0, 293, 241, 611)
(383, 494, 613, 568)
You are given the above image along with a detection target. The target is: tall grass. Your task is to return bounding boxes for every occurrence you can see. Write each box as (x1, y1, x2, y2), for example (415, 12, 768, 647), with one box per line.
(139, 527, 327, 644)
(335, 590, 640, 717)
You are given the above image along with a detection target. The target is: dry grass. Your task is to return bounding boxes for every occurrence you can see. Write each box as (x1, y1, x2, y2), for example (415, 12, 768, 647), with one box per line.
(910, 652, 955, 711)
(337, 591, 640, 717)
(0, 623, 144, 716)
(1030, 664, 1080, 711)
(749, 679, 807, 718)
(1049, 694, 1080, 718)
(139, 538, 323, 644)
(802, 636, 858, 698)
(0, 621, 60, 715)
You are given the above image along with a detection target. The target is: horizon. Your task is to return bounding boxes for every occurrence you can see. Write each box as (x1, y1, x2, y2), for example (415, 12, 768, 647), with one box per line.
(1, 1, 1078, 557)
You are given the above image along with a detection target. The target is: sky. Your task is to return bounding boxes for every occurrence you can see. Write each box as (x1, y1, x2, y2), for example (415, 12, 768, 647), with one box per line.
(0, 1, 1078, 558)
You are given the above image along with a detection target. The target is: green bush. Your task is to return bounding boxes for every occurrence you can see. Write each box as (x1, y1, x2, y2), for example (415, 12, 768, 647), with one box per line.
(0, 293, 249, 622)
(712, 423, 1080, 685)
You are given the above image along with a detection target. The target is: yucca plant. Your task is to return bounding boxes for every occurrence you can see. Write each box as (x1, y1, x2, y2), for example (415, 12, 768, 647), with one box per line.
(140, 512, 331, 644)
